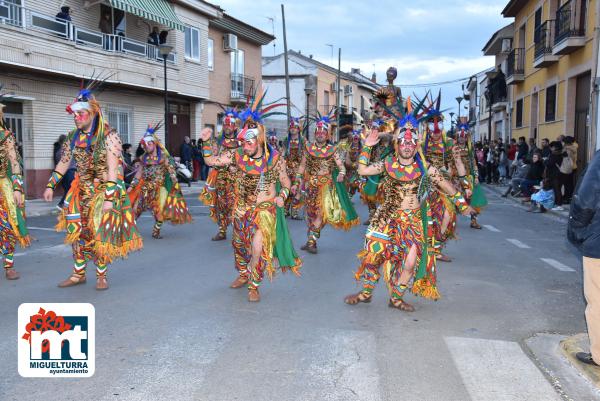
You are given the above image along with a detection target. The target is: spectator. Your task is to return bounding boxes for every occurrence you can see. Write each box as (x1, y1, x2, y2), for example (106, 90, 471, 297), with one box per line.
(557, 134, 565, 143)
(99, 12, 113, 50)
(516, 136, 529, 161)
(159, 30, 169, 45)
(122, 143, 134, 186)
(198, 139, 210, 181)
(527, 138, 539, 161)
(563, 136, 578, 203)
(545, 140, 565, 210)
(476, 142, 486, 183)
(498, 144, 509, 183)
(192, 140, 204, 181)
(502, 158, 530, 197)
(519, 152, 544, 196)
(179, 136, 193, 174)
(55, 6, 72, 22)
(541, 138, 551, 160)
(508, 138, 517, 177)
(528, 178, 554, 213)
(485, 144, 494, 184)
(147, 26, 160, 46)
(53, 135, 75, 208)
(567, 150, 600, 367)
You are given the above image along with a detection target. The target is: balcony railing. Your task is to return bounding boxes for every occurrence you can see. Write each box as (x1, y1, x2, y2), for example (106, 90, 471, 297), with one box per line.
(555, 0, 586, 44)
(0, 4, 176, 64)
(507, 48, 525, 77)
(535, 20, 555, 59)
(231, 73, 255, 101)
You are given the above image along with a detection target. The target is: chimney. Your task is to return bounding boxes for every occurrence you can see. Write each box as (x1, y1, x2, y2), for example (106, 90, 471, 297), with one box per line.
(309, 54, 313, 59)
(351, 68, 360, 74)
(371, 72, 376, 83)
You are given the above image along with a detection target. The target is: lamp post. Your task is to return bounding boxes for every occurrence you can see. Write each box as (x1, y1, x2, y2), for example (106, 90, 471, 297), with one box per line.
(159, 44, 173, 151)
(456, 96, 463, 120)
(304, 87, 313, 140)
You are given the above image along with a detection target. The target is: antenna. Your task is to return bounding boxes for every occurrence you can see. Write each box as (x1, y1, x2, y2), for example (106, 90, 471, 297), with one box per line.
(266, 16, 276, 56)
(325, 44, 334, 66)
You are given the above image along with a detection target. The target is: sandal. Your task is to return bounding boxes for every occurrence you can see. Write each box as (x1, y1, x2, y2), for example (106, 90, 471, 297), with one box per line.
(344, 292, 372, 305)
(58, 274, 87, 288)
(388, 298, 415, 312)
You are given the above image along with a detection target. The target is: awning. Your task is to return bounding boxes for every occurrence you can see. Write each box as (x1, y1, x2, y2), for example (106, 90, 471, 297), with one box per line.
(109, 0, 185, 32)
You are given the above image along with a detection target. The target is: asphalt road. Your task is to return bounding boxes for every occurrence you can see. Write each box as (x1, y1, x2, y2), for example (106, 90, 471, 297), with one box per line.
(0, 187, 591, 401)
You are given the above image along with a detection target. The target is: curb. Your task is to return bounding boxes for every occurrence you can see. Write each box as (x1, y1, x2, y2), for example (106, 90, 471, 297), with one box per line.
(483, 183, 569, 222)
(560, 333, 600, 389)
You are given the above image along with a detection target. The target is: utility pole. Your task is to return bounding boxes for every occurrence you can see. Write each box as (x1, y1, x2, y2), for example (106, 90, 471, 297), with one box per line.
(336, 47, 341, 142)
(281, 4, 291, 131)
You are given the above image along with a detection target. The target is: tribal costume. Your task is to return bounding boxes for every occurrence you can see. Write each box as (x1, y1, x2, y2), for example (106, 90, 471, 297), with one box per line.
(455, 120, 487, 228)
(199, 109, 240, 241)
(201, 89, 300, 302)
(340, 131, 362, 197)
(284, 117, 304, 219)
(46, 78, 142, 290)
(421, 93, 466, 260)
(129, 123, 192, 238)
(293, 113, 359, 254)
(0, 91, 30, 280)
(345, 96, 472, 311)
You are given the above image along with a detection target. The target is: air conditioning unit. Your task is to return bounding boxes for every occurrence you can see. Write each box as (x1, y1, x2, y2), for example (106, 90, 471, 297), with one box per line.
(344, 85, 353, 95)
(223, 33, 238, 52)
(330, 82, 338, 93)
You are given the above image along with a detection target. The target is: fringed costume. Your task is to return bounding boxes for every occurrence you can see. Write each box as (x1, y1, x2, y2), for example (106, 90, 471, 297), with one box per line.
(0, 99, 30, 279)
(129, 124, 192, 239)
(284, 118, 304, 219)
(199, 109, 240, 241)
(345, 94, 471, 311)
(455, 120, 487, 228)
(294, 113, 359, 254)
(202, 88, 301, 302)
(421, 92, 465, 260)
(47, 78, 142, 290)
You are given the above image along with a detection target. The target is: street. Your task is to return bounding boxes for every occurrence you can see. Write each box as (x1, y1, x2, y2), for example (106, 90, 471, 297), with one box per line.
(0, 187, 596, 401)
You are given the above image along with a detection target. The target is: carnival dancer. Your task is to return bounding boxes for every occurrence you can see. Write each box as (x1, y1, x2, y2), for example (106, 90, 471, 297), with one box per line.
(199, 108, 240, 241)
(43, 76, 143, 290)
(344, 98, 474, 311)
(200, 90, 301, 302)
(343, 130, 362, 197)
(292, 112, 360, 254)
(421, 92, 466, 262)
(455, 119, 487, 228)
(283, 117, 304, 219)
(0, 88, 30, 280)
(128, 123, 192, 239)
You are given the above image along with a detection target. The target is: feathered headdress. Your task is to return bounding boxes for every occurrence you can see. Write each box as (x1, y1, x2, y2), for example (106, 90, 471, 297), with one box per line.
(422, 90, 451, 158)
(309, 107, 337, 140)
(0, 83, 9, 129)
(65, 70, 114, 115)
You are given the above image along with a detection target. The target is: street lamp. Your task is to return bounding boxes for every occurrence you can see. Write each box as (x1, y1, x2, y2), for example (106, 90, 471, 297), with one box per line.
(456, 96, 463, 120)
(159, 44, 173, 151)
(449, 112, 455, 133)
(304, 87, 314, 140)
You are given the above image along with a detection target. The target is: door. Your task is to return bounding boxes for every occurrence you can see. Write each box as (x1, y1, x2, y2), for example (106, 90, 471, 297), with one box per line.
(574, 71, 591, 171)
(166, 102, 191, 157)
(3, 101, 26, 190)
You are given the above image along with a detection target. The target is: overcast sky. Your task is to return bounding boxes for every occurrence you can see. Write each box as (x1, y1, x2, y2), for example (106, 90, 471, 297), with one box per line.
(215, 0, 512, 125)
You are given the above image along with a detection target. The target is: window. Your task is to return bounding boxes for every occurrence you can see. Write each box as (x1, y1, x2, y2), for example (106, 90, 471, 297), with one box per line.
(185, 26, 200, 61)
(230, 49, 244, 75)
(516, 99, 523, 128)
(207, 38, 214, 70)
(534, 7, 542, 44)
(545, 85, 557, 122)
(105, 106, 132, 144)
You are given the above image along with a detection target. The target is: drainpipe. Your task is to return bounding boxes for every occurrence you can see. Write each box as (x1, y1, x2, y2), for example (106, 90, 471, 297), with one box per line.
(591, 0, 600, 152)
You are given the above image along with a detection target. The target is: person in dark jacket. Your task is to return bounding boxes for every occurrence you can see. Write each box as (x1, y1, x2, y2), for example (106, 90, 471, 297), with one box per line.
(541, 138, 551, 160)
(179, 136, 193, 173)
(519, 152, 544, 196)
(55, 6, 72, 22)
(567, 150, 600, 367)
(516, 136, 529, 161)
(545, 141, 565, 210)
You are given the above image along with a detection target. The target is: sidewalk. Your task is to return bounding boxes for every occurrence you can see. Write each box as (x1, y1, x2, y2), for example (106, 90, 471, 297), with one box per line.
(25, 181, 205, 217)
(482, 182, 570, 222)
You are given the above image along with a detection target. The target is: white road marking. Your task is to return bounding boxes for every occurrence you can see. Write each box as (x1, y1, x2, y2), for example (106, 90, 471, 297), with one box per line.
(541, 258, 576, 272)
(483, 224, 501, 232)
(27, 226, 57, 232)
(445, 336, 561, 401)
(506, 238, 531, 249)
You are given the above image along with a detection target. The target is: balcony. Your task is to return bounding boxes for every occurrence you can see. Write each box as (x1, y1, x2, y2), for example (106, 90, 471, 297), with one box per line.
(506, 48, 525, 84)
(231, 73, 255, 103)
(534, 20, 559, 68)
(492, 99, 508, 112)
(553, 0, 586, 55)
(0, 4, 176, 65)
